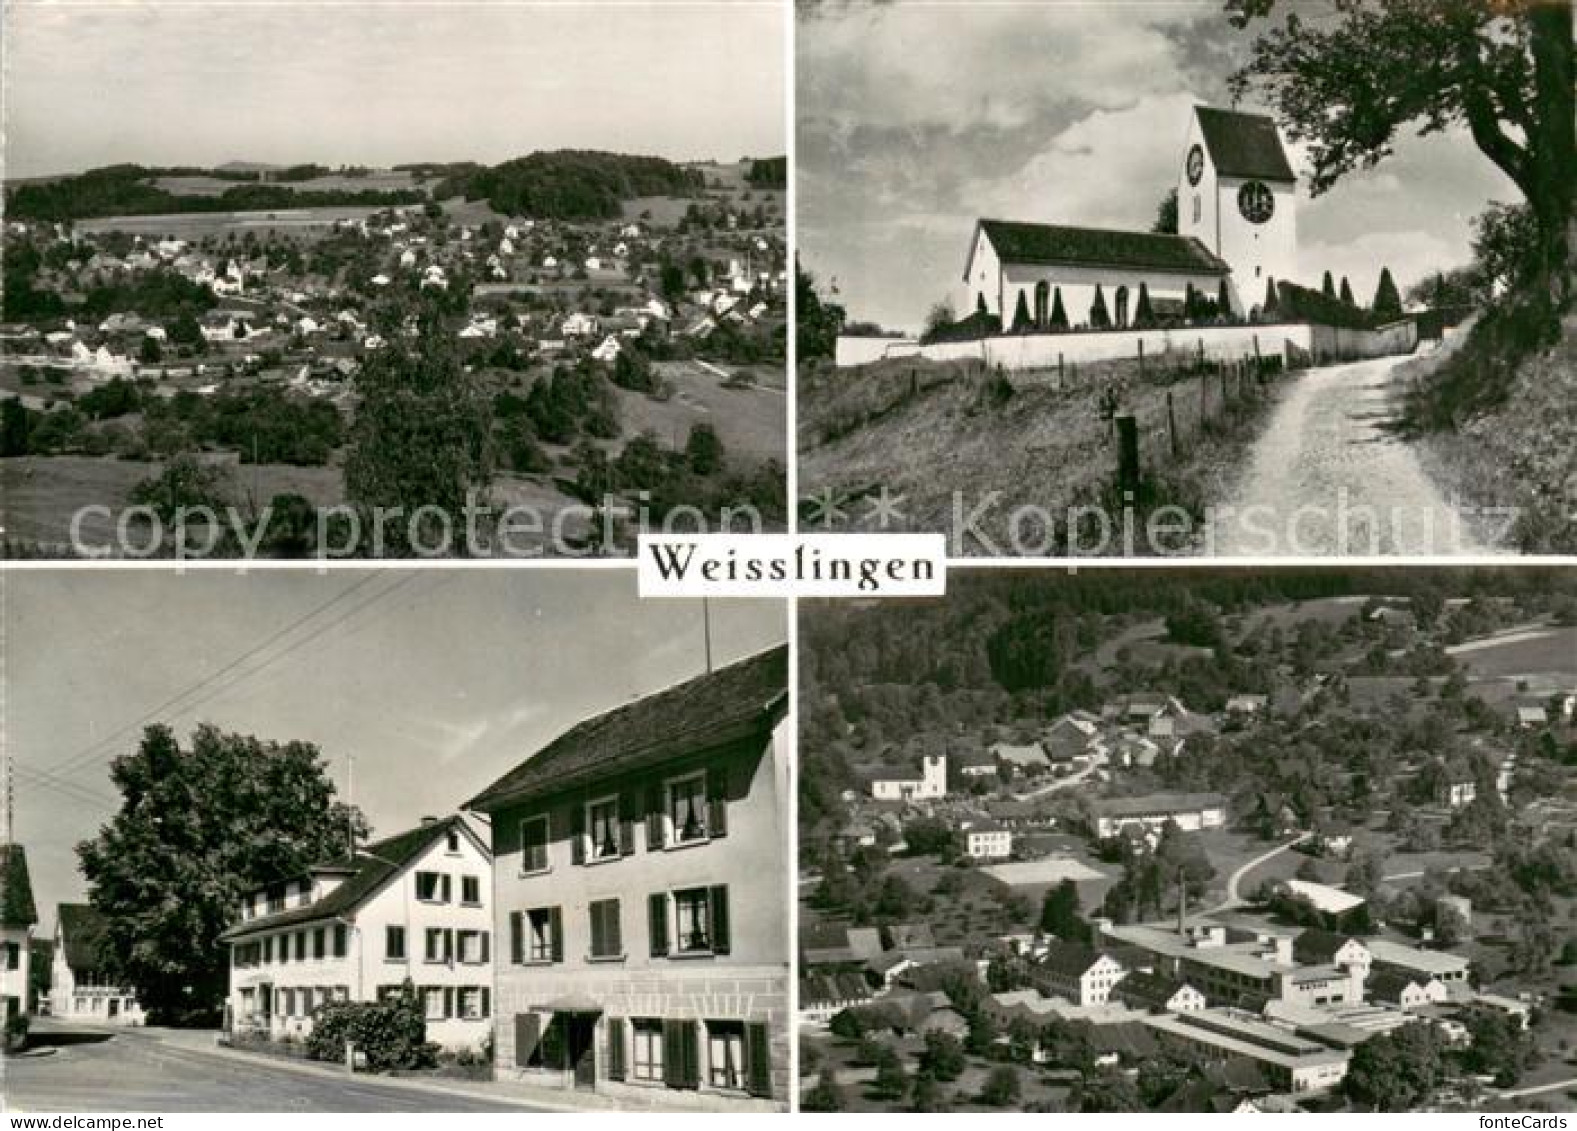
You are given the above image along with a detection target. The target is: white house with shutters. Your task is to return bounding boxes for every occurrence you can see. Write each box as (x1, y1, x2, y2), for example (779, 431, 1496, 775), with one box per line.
(50, 904, 145, 1025)
(469, 645, 791, 1110)
(220, 815, 494, 1053)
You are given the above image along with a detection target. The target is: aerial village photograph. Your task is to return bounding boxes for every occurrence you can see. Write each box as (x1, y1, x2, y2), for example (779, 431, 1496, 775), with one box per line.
(0, 1, 787, 558)
(795, 1, 1575, 557)
(798, 568, 1577, 1113)
(0, 570, 790, 1111)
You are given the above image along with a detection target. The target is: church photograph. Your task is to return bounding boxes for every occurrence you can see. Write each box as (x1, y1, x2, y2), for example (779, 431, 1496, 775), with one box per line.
(796, 1, 1574, 558)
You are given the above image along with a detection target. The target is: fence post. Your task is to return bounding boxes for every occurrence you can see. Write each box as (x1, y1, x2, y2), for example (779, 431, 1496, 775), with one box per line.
(1058, 352, 1065, 382)
(1166, 391, 1179, 458)
(1138, 338, 1145, 380)
(1116, 415, 1140, 496)
(1199, 371, 1208, 425)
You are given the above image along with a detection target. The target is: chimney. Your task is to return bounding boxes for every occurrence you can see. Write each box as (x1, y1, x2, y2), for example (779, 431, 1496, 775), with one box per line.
(420, 816, 438, 826)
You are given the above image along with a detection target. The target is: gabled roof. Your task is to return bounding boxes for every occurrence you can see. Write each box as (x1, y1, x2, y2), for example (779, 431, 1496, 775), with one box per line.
(466, 645, 788, 812)
(1292, 927, 1364, 965)
(972, 220, 1230, 278)
(1194, 106, 1296, 182)
(0, 845, 38, 929)
(1113, 969, 1193, 1010)
(57, 903, 112, 971)
(218, 815, 480, 942)
(1038, 938, 1110, 978)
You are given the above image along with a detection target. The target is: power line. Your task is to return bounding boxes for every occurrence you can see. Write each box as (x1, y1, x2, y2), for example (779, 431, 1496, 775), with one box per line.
(14, 764, 115, 810)
(38, 573, 388, 782)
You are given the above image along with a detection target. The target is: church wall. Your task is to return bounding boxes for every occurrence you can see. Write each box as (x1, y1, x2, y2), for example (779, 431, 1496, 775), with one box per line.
(916, 322, 1316, 371)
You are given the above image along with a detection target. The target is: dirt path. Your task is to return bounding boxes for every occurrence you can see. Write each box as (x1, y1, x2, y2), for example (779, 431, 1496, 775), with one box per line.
(1205, 353, 1500, 556)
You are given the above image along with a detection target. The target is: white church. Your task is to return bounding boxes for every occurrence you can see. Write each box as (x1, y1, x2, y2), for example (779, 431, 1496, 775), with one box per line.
(958, 105, 1298, 329)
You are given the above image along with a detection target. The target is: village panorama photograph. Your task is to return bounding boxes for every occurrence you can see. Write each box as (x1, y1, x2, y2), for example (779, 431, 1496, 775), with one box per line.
(0, 570, 790, 1112)
(796, 0, 1575, 557)
(1, 0, 787, 559)
(798, 568, 1577, 1112)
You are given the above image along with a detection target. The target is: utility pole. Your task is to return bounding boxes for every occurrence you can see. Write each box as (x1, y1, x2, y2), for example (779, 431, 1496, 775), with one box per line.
(346, 754, 356, 855)
(702, 598, 714, 674)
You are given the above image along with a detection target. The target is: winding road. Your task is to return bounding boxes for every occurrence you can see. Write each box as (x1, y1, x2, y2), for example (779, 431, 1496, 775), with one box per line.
(1205, 352, 1494, 556)
(1208, 832, 1311, 915)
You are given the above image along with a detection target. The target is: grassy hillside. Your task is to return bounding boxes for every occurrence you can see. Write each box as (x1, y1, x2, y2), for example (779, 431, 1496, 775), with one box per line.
(797, 353, 1278, 555)
(1405, 309, 1577, 553)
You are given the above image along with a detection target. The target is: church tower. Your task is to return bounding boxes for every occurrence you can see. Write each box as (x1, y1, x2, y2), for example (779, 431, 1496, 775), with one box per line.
(1178, 105, 1297, 316)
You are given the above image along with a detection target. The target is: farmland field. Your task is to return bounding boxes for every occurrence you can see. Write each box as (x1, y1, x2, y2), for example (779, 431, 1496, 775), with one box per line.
(1449, 625, 1577, 678)
(0, 455, 343, 555)
(150, 170, 424, 197)
(75, 206, 395, 239)
(615, 361, 786, 464)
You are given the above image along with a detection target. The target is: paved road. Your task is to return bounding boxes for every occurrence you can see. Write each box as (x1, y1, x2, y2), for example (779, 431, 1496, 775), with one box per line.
(1206, 353, 1490, 556)
(5, 1021, 539, 1113)
(1496, 1076, 1577, 1100)
(1209, 833, 1312, 914)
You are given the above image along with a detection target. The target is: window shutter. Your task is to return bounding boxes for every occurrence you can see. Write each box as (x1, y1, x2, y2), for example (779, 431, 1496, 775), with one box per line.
(481, 988, 491, 1019)
(619, 792, 638, 857)
(662, 1019, 684, 1088)
(549, 906, 565, 962)
(607, 899, 622, 956)
(570, 805, 586, 865)
(441, 874, 452, 903)
(746, 1022, 773, 1098)
(708, 766, 729, 837)
(480, 931, 490, 964)
(680, 1020, 700, 1089)
(515, 1013, 542, 1067)
(648, 892, 670, 957)
(589, 901, 605, 957)
(509, 911, 524, 965)
(709, 885, 732, 955)
(445, 928, 455, 963)
(444, 987, 455, 1019)
(646, 783, 666, 850)
(606, 1017, 627, 1081)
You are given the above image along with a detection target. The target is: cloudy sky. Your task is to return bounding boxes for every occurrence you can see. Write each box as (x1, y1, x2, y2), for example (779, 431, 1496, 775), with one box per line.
(798, 1, 1520, 332)
(5, 0, 785, 178)
(5, 570, 784, 932)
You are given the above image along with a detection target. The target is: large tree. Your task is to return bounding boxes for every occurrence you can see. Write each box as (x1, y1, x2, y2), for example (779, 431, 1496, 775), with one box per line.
(1228, 0, 1575, 305)
(344, 305, 494, 555)
(77, 724, 367, 1021)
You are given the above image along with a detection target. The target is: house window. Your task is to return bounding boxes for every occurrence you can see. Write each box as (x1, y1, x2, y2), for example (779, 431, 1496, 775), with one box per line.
(458, 929, 489, 964)
(333, 924, 347, 958)
(1192, 194, 1201, 224)
(313, 928, 326, 959)
(460, 987, 490, 1020)
(267, 885, 285, 914)
(386, 926, 406, 961)
(425, 927, 453, 963)
(461, 876, 482, 905)
(446, 830, 461, 854)
(520, 816, 549, 873)
(707, 1021, 747, 1091)
(668, 773, 708, 844)
(415, 872, 450, 903)
(296, 931, 308, 960)
(587, 798, 621, 861)
(632, 1018, 664, 1082)
(588, 898, 623, 959)
(424, 986, 447, 1021)
(524, 907, 560, 963)
(675, 888, 712, 953)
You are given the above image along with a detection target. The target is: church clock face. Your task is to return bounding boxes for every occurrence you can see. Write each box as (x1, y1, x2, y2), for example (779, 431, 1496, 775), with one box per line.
(1238, 181, 1274, 224)
(1186, 144, 1204, 187)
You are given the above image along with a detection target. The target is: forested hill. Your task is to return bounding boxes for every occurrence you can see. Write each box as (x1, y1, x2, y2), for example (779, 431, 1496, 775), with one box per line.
(432, 150, 705, 220)
(4, 164, 424, 221)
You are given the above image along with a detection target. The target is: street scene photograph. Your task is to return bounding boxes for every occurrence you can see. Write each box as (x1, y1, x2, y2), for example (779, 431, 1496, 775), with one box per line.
(1, 569, 789, 1111)
(798, 568, 1577, 1112)
(1, 0, 787, 559)
(795, 1, 1574, 557)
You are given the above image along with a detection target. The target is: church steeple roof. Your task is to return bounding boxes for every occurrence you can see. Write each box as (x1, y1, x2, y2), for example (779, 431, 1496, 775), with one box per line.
(1195, 106, 1296, 182)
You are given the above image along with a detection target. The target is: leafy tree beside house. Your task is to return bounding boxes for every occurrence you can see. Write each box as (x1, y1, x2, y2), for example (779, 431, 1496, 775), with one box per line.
(76, 724, 367, 1023)
(1133, 283, 1155, 329)
(1152, 187, 1179, 235)
(1340, 276, 1356, 306)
